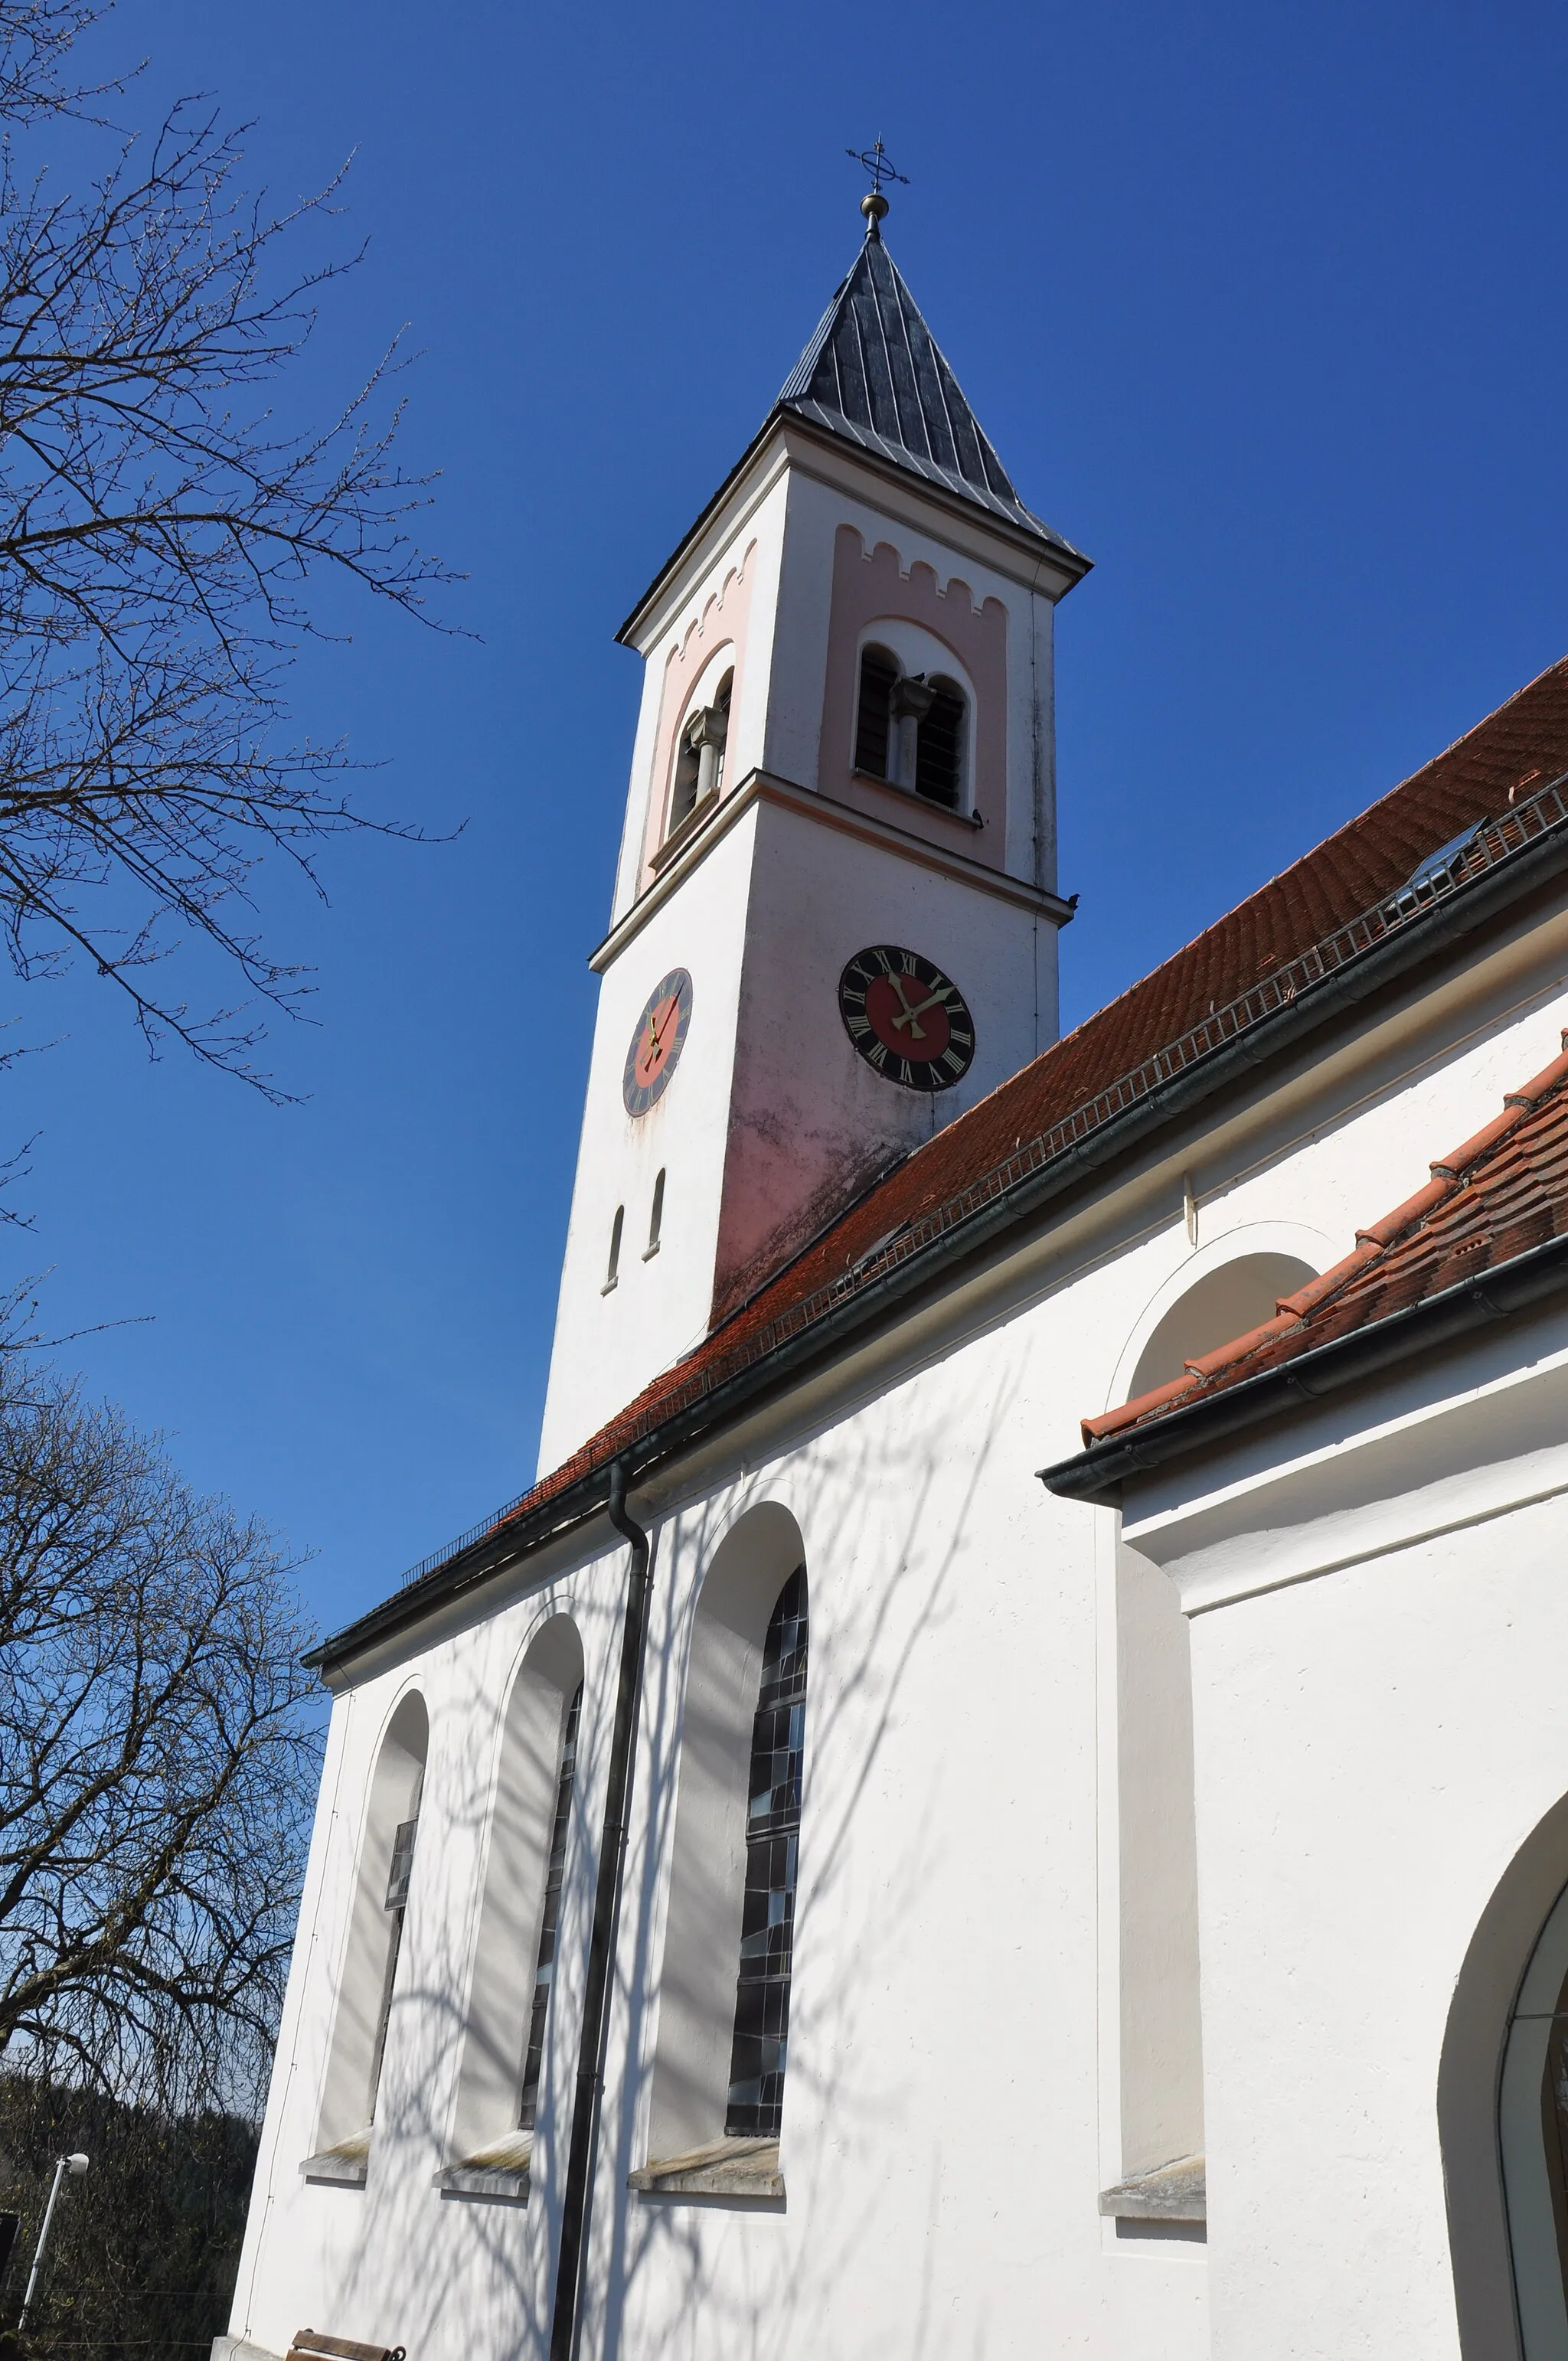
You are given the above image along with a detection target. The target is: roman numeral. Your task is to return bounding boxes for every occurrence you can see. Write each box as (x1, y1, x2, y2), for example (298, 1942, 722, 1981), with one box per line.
(867, 1041, 888, 1069)
(941, 1047, 965, 1073)
(847, 1013, 870, 1037)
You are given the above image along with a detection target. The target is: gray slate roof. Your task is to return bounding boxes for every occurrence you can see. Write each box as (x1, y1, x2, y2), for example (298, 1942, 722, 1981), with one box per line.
(779, 232, 1080, 557)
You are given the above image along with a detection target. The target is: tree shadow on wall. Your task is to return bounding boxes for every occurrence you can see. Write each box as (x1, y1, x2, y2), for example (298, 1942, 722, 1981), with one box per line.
(591, 1342, 1032, 2361)
(282, 1337, 1034, 2361)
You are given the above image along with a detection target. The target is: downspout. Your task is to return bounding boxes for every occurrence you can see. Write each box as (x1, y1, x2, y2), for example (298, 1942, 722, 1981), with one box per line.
(548, 1458, 653, 2361)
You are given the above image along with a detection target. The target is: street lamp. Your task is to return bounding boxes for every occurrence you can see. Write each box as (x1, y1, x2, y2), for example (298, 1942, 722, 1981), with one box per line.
(18, 2153, 87, 2331)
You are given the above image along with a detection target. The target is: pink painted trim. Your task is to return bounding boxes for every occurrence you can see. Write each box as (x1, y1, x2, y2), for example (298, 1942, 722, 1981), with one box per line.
(819, 525, 1008, 868)
(639, 544, 756, 890)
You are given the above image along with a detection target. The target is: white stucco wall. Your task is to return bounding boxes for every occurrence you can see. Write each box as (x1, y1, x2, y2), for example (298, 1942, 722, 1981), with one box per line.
(238, 788, 1568, 2359)
(1123, 1314, 1568, 2360)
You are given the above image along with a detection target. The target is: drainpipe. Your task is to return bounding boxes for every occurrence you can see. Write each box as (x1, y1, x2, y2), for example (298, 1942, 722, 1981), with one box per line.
(548, 1458, 653, 2361)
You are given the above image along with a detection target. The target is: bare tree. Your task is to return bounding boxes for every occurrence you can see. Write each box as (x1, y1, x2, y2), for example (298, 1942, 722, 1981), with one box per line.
(0, 1354, 318, 2109)
(0, 2, 451, 1090)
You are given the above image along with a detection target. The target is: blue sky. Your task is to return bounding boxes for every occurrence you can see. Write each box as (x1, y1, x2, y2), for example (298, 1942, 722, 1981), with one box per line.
(9, 0, 1568, 1638)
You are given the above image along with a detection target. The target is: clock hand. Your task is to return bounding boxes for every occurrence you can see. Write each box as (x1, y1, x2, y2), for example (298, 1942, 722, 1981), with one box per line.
(889, 985, 951, 1037)
(887, 972, 927, 1040)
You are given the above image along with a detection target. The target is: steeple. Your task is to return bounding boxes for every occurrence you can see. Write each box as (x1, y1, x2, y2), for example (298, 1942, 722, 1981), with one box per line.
(777, 225, 1080, 557)
(538, 194, 1089, 1477)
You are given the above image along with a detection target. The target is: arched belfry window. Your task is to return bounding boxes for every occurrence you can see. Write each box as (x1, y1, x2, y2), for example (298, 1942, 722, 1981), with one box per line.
(854, 644, 967, 813)
(668, 668, 733, 836)
(725, 1565, 808, 2138)
(916, 678, 965, 810)
(854, 646, 898, 779)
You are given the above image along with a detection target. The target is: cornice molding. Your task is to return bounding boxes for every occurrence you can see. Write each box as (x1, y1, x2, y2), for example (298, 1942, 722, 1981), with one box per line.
(589, 767, 1074, 974)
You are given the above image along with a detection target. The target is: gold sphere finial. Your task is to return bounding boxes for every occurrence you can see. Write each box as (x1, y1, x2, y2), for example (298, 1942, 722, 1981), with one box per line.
(846, 141, 908, 241)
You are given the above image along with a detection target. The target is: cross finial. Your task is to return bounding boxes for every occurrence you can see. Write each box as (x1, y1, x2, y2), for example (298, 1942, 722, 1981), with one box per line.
(845, 139, 910, 240)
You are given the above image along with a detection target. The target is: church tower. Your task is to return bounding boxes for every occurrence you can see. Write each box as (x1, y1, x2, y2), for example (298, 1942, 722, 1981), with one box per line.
(537, 188, 1090, 1474)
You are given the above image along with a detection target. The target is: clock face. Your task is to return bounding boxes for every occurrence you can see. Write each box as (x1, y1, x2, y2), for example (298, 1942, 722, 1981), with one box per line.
(838, 945, 975, 1092)
(623, 968, 693, 1116)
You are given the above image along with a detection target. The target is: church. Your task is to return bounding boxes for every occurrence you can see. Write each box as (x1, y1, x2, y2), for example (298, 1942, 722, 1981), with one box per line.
(220, 185, 1568, 2361)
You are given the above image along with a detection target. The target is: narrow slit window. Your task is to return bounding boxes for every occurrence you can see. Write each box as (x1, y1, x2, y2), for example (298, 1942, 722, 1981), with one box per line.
(644, 1170, 665, 1259)
(603, 1206, 624, 1293)
(518, 1680, 583, 2131)
(915, 680, 965, 809)
(724, 1565, 809, 2140)
(854, 648, 899, 779)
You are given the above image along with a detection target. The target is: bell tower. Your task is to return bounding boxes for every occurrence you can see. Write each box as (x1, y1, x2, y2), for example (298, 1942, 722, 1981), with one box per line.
(536, 189, 1091, 1475)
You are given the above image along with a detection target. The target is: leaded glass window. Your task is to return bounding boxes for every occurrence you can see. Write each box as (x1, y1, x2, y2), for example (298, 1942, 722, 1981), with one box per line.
(724, 1566, 808, 2140)
(518, 1680, 583, 2131)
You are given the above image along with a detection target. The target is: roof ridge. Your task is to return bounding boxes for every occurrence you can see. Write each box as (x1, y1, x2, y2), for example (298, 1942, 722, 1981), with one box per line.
(367, 649, 1568, 1621)
(1083, 1029, 1568, 1444)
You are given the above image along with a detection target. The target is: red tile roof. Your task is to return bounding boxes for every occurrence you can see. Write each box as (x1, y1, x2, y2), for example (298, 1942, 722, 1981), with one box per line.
(1084, 1028, 1568, 1444)
(398, 651, 1568, 1592)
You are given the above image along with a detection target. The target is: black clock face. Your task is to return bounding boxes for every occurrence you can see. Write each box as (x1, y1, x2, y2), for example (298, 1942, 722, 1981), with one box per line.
(623, 968, 693, 1116)
(838, 945, 975, 1092)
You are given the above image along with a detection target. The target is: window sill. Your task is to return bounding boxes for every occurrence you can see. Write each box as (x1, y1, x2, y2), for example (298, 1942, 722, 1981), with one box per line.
(299, 2131, 370, 2188)
(286, 2334, 405, 2361)
(629, 2135, 783, 2201)
(433, 2131, 532, 2204)
(850, 769, 982, 828)
(1099, 2153, 1205, 2223)
(650, 789, 719, 873)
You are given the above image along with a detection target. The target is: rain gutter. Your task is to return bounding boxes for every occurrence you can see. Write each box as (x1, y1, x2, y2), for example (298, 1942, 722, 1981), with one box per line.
(548, 1460, 652, 2361)
(308, 805, 1568, 1680)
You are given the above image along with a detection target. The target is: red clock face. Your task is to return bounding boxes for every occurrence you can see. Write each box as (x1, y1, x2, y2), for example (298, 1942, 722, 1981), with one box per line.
(838, 945, 975, 1092)
(623, 968, 693, 1116)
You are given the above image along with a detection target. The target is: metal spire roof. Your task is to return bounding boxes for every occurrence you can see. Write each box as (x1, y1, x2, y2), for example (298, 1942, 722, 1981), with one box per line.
(778, 227, 1081, 556)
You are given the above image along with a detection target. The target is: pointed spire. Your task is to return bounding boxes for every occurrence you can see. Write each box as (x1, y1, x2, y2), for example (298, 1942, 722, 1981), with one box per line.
(778, 228, 1080, 555)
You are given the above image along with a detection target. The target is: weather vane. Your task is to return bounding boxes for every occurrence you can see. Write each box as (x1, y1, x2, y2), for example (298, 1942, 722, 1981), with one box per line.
(845, 139, 909, 237)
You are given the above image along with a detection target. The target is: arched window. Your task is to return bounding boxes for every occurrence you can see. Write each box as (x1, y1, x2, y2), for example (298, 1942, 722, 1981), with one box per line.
(668, 668, 733, 836)
(309, 1691, 428, 2182)
(443, 1618, 585, 2193)
(1108, 1247, 1319, 2231)
(854, 644, 967, 812)
(724, 1566, 808, 2137)
(637, 1503, 808, 2192)
(518, 1679, 583, 2130)
(1501, 1877, 1568, 2353)
(1126, 1252, 1319, 1401)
